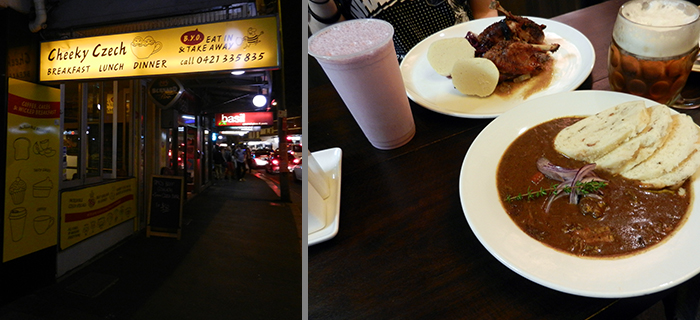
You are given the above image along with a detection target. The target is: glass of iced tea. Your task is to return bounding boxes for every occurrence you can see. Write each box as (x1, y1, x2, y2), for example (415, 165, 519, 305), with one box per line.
(608, 0, 700, 109)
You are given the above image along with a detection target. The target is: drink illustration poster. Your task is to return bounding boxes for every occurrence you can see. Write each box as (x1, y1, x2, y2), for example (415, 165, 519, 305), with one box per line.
(4, 78, 60, 262)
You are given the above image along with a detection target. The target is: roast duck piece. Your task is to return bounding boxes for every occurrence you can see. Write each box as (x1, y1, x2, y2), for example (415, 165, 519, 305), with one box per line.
(466, 1, 560, 81)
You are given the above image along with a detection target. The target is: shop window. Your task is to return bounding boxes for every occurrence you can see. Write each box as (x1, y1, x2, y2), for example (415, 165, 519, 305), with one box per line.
(102, 80, 133, 178)
(62, 81, 134, 188)
(117, 80, 133, 178)
(63, 83, 81, 182)
(86, 82, 103, 181)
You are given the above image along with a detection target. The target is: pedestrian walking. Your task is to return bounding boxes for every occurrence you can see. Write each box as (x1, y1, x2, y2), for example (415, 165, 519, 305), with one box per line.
(213, 146, 225, 180)
(245, 147, 253, 173)
(234, 144, 247, 181)
(223, 146, 235, 180)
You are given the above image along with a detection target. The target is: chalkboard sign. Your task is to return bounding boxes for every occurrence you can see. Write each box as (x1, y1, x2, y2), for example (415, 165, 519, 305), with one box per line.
(147, 175, 184, 239)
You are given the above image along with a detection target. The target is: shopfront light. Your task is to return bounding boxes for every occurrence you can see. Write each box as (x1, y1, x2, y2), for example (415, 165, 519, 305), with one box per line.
(220, 130, 248, 136)
(252, 94, 267, 107)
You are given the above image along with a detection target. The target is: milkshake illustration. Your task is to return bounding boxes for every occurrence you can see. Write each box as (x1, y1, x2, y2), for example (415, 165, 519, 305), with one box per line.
(9, 207, 27, 242)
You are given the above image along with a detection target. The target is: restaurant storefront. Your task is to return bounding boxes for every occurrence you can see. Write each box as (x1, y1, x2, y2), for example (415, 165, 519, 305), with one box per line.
(0, 2, 279, 302)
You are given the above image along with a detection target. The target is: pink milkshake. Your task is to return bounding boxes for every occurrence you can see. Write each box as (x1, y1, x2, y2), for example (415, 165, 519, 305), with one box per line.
(309, 19, 415, 150)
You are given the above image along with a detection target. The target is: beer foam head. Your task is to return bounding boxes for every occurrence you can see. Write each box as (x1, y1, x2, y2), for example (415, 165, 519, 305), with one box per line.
(623, 0, 697, 26)
(308, 19, 394, 62)
(614, 0, 700, 57)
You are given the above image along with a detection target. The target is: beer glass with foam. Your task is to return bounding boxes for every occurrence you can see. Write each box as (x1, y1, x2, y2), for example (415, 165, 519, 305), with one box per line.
(608, 0, 700, 108)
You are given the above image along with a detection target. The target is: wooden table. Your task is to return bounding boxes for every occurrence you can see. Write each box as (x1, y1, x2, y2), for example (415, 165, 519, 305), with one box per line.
(308, 0, 700, 318)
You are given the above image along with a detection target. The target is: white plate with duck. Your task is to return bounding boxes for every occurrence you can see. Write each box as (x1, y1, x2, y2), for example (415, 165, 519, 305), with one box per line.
(400, 17, 594, 119)
(460, 90, 700, 298)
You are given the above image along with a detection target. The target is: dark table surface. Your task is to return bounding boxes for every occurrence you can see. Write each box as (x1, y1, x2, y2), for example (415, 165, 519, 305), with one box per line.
(308, 0, 700, 318)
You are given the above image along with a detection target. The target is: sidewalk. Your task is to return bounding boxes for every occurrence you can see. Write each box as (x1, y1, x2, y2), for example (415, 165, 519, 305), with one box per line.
(0, 174, 302, 319)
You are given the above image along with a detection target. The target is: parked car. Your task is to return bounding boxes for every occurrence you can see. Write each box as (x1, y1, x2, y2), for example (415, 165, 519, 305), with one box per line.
(275, 145, 303, 161)
(266, 153, 301, 174)
(289, 144, 302, 161)
(251, 149, 271, 168)
(293, 162, 302, 181)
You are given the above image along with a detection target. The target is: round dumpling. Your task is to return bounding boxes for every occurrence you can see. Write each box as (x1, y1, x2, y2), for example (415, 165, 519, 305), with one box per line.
(451, 57, 499, 97)
(427, 38, 475, 77)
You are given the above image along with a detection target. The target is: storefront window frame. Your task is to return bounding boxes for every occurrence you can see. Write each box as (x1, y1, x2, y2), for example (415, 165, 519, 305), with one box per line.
(84, 82, 104, 184)
(61, 80, 135, 189)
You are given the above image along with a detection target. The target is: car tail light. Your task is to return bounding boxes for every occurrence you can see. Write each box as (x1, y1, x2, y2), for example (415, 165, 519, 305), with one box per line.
(293, 158, 300, 164)
(272, 159, 279, 165)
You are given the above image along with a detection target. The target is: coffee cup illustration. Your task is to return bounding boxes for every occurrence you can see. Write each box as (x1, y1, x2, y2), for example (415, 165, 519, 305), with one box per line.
(9, 207, 27, 242)
(131, 36, 162, 59)
(33, 215, 55, 235)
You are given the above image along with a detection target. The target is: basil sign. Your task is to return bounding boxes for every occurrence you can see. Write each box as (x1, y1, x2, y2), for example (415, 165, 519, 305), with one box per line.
(149, 78, 183, 109)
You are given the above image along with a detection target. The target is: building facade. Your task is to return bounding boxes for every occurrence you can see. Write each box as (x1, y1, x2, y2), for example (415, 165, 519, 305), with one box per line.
(0, 0, 284, 303)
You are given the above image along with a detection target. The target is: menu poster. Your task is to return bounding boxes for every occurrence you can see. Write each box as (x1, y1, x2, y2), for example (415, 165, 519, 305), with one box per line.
(4, 78, 60, 262)
(147, 175, 183, 239)
(60, 179, 137, 249)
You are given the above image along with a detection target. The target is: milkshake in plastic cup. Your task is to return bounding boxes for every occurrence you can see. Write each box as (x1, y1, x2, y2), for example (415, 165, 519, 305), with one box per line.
(309, 19, 415, 150)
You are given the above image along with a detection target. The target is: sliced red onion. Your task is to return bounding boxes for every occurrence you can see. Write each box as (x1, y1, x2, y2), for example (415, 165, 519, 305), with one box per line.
(536, 158, 578, 182)
(569, 163, 597, 204)
(579, 176, 607, 184)
(537, 158, 608, 213)
(544, 189, 569, 213)
(583, 193, 603, 200)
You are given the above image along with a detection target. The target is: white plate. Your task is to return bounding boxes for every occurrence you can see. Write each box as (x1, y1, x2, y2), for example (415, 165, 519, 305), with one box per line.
(308, 147, 342, 246)
(460, 90, 700, 298)
(400, 17, 594, 118)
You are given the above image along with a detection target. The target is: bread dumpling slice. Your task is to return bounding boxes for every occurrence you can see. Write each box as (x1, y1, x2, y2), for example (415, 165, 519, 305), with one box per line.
(616, 105, 673, 173)
(594, 139, 642, 174)
(595, 104, 672, 173)
(427, 37, 476, 77)
(554, 101, 650, 163)
(621, 114, 699, 182)
(639, 147, 700, 189)
(451, 57, 499, 97)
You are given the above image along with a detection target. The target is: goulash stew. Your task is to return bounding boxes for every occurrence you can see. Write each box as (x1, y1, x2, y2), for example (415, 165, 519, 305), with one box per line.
(496, 117, 691, 257)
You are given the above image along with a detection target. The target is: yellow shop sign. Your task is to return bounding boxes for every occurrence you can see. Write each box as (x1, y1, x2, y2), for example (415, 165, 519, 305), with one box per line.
(40, 16, 279, 81)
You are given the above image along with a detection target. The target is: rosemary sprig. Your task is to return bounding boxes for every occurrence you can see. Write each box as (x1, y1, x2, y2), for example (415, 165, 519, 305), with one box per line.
(505, 181, 607, 203)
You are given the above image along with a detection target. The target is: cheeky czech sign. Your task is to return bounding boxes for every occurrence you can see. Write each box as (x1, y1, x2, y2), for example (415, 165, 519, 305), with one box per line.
(40, 16, 279, 81)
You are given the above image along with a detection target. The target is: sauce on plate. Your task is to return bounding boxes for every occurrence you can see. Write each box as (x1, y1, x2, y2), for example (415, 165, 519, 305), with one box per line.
(493, 57, 554, 100)
(496, 117, 691, 257)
